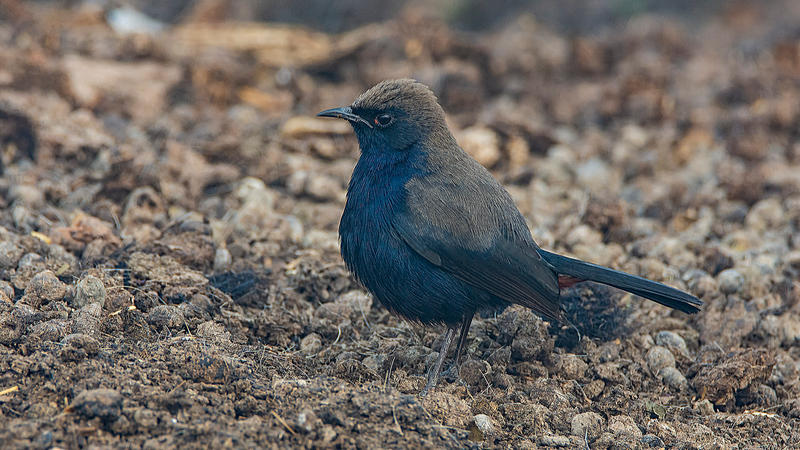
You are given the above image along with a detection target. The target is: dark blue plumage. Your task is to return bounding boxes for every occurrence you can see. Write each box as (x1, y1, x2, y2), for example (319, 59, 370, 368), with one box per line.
(340, 142, 480, 324)
(318, 79, 702, 393)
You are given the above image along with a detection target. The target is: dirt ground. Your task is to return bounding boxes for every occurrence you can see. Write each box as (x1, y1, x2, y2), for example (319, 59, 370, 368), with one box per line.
(1, 1, 800, 448)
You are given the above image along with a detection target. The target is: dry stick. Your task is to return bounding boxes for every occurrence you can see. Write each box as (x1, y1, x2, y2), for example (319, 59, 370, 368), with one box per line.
(167, 380, 187, 396)
(359, 302, 371, 329)
(392, 404, 403, 436)
(0, 386, 19, 396)
(384, 356, 395, 393)
(271, 410, 296, 435)
(332, 324, 342, 346)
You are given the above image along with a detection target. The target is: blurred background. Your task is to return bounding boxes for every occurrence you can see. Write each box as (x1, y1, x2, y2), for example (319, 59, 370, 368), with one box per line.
(3, 0, 798, 231)
(9, 0, 798, 33)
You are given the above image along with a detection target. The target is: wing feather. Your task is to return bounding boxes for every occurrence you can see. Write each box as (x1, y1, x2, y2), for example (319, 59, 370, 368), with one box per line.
(393, 175, 562, 321)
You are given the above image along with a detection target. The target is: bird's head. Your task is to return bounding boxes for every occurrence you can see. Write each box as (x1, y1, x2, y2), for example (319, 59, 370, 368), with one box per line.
(317, 79, 450, 153)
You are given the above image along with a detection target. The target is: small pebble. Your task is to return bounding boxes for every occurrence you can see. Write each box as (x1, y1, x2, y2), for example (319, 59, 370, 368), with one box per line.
(686, 272, 718, 298)
(473, 414, 495, 436)
(571, 411, 603, 440)
(70, 303, 103, 335)
(557, 354, 588, 379)
(28, 319, 67, 343)
(133, 408, 158, 428)
(694, 399, 715, 416)
(9, 184, 45, 207)
(320, 425, 337, 444)
(296, 409, 320, 434)
(756, 384, 777, 405)
(18, 253, 44, 270)
(0, 241, 24, 269)
(235, 177, 275, 212)
(335, 291, 372, 317)
(284, 215, 304, 242)
(460, 359, 491, 387)
(362, 354, 384, 372)
(770, 352, 799, 385)
(60, 333, 101, 361)
(658, 366, 688, 390)
(597, 342, 620, 362)
(0, 304, 36, 344)
(575, 157, 619, 194)
(0, 281, 14, 301)
(785, 250, 800, 271)
(538, 435, 572, 447)
(745, 198, 785, 231)
(305, 173, 345, 202)
(24, 270, 67, 307)
(564, 224, 603, 248)
(396, 345, 429, 370)
(146, 305, 185, 330)
(302, 230, 339, 252)
(459, 126, 501, 168)
(781, 316, 800, 345)
(73, 275, 106, 309)
(300, 333, 322, 355)
(646, 346, 675, 374)
(753, 254, 779, 275)
(213, 247, 232, 272)
(280, 115, 351, 138)
(196, 321, 231, 344)
(286, 171, 308, 196)
(314, 302, 352, 324)
(655, 331, 689, 358)
(608, 415, 642, 438)
(641, 434, 665, 448)
(335, 351, 360, 363)
(584, 379, 605, 399)
(512, 336, 548, 361)
(717, 269, 744, 295)
(70, 388, 123, 421)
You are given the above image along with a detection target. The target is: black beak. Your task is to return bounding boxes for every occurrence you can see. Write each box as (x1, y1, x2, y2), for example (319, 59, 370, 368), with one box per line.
(317, 106, 372, 128)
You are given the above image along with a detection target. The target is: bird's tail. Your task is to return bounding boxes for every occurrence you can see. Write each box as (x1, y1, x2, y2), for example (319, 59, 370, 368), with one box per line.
(538, 249, 702, 314)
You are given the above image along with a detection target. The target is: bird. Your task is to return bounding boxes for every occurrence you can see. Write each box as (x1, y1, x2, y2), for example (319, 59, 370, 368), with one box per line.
(317, 79, 702, 394)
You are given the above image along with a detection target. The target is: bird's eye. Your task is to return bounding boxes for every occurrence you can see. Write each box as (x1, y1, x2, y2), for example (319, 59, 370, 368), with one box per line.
(374, 114, 393, 127)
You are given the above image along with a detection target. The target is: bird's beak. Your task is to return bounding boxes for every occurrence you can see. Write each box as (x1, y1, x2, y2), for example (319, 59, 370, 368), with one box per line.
(317, 106, 373, 128)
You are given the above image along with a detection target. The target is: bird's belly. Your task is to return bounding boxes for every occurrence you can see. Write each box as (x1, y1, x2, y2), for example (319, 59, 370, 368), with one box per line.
(340, 217, 496, 325)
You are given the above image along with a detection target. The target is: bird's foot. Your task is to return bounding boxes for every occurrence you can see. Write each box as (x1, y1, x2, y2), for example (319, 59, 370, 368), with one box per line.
(419, 327, 456, 397)
(441, 362, 461, 380)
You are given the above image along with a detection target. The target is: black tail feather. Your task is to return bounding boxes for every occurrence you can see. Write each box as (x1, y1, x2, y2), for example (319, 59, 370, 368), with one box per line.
(538, 249, 702, 314)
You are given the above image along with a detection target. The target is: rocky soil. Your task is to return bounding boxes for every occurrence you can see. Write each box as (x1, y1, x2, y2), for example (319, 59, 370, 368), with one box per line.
(1, 1, 799, 448)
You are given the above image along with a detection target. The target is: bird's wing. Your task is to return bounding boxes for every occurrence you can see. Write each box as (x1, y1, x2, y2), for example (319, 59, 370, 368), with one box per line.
(392, 174, 562, 321)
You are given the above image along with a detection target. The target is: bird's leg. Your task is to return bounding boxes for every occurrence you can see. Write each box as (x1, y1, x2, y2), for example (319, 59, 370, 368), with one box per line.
(421, 326, 456, 396)
(450, 313, 474, 376)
